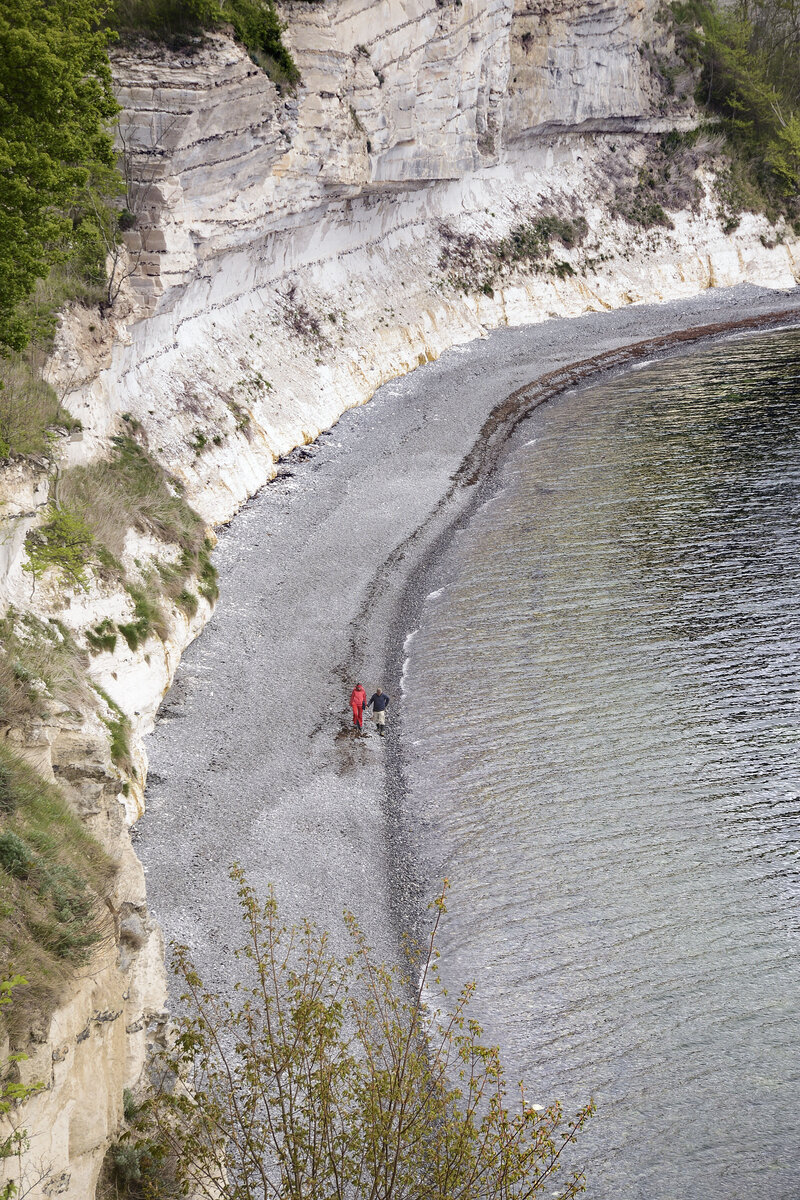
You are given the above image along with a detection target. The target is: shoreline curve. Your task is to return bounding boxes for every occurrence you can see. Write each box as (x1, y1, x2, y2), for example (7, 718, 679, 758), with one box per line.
(140, 284, 800, 992)
(372, 302, 800, 939)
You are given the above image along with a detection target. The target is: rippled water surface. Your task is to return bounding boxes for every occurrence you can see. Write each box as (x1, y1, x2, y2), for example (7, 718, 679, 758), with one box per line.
(402, 329, 800, 1200)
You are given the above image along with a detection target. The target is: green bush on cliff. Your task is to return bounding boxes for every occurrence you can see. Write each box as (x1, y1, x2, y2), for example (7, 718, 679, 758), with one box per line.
(57, 433, 216, 615)
(220, 0, 299, 86)
(60, 435, 204, 562)
(93, 686, 135, 770)
(23, 507, 95, 591)
(0, 356, 81, 461)
(117, 587, 168, 649)
(114, 0, 219, 41)
(13, 435, 216, 657)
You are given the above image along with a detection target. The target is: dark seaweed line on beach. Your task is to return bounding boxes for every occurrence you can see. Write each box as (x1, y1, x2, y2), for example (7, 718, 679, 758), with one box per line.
(341, 305, 800, 942)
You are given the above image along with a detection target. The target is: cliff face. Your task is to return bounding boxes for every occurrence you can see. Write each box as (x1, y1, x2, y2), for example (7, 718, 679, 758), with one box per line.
(505, 0, 658, 135)
(1, 1, 798, 1196)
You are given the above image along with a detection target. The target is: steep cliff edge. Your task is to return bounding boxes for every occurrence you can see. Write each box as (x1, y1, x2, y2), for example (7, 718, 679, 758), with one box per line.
(1, 0, 798, 1195)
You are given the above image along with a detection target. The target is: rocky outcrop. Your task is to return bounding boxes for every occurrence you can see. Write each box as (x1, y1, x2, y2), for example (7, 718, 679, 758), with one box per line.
(5, 718, 167, 1200)
(506, 0, 658, 136)
(1, 1, 799, 1196)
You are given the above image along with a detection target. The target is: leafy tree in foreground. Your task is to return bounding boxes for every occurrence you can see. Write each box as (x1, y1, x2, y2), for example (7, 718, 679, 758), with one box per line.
(0, 0, 118, 353)
(141, 869, 593, 1200)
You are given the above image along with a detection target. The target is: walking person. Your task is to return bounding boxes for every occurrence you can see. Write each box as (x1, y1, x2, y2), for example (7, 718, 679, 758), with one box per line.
(350, 683, 367, 733)
(367, 687, 390, 736)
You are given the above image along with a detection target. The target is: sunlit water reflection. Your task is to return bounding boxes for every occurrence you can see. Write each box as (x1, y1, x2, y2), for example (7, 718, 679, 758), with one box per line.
(402, 329, 800, 1200)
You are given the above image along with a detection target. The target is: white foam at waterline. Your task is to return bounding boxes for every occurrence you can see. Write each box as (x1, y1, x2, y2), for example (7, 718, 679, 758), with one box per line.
(726, 322, 800, 340)
(400, 628, 419, 695)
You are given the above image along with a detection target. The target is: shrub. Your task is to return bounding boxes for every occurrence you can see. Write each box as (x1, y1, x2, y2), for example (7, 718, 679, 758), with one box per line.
(0, 354, 78, 461)
(114, 0, 300, 86)
(23, 506, 95, 590)
(143, 870, 594, 1200)
(60, 435, 214, 626)
(499, 215, 588, 265)
(0, 764, 14, 814)
(106, 714, 132, 770)
(114, 0, 220, 41)
(123, 1088, 138, 1124)
(96, 1134, 178, 1200)
(118, 586, 167, 650)
(197, 544, 219, 605)
(220, 0, 299, 87)
(86, 618, 118, 655)
(92, 686, 134, 773)
(176, 589, 198, 617)
(439, 213, 588, 293)
(614, 164, 675, 229)
(0, 832, 34, 879)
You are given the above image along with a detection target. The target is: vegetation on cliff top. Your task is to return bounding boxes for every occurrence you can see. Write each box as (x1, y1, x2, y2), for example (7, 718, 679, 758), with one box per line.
(114, 0, 302, 87)
(0, 0, 300, 392)
(0, 0, 118, 356)
(671, 0, 800, 223)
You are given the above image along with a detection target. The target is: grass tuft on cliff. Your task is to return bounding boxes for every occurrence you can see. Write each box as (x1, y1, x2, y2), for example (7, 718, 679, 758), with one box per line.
(60, 434, 203, 560)
(439, 212, 589, 294)
(0, 355, 82, 461)
(0, 745, 117, 1042)
(25, 434, 217, 634)
(0, 612, 93, 730)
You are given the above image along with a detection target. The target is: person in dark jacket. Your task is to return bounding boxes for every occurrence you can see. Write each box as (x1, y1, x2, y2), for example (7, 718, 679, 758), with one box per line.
(350, 683, 367, 732)
(367, 688, 390, 736)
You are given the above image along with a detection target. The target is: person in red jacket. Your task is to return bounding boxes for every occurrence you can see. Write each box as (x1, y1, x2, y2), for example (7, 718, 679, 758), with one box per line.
(350, 683, 367, 733)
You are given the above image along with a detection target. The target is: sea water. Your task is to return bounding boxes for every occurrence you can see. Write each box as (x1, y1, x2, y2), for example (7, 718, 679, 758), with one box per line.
(401, 328, 800, 1200)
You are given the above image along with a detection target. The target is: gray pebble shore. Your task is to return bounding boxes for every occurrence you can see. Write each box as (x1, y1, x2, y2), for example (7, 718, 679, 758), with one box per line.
(139, 283, 800, 992)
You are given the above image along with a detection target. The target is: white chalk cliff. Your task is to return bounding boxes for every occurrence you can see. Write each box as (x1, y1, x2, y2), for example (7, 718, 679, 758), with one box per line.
(1, 0, 798, 1195)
